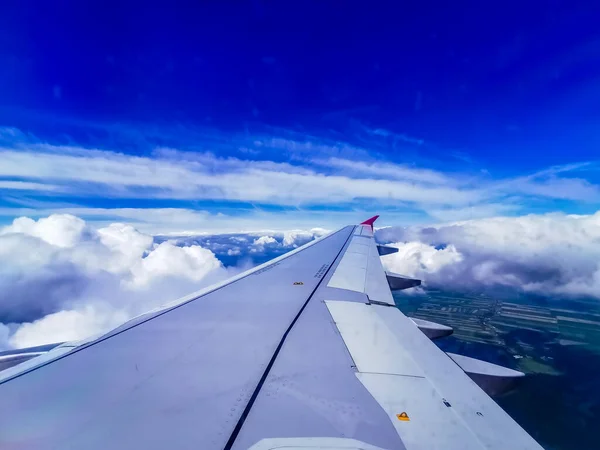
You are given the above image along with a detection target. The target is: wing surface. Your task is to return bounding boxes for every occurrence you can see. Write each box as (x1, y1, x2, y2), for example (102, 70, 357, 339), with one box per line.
(0, 219, 543, 450)
(228, 221, 543, 450)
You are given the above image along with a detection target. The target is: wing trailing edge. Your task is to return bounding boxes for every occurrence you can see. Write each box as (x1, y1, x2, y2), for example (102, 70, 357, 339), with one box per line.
(385, 271, 421, 291)
(410, 318, 453, 340)
(447, 352, 525, 396)
(376, 244, 398, 256)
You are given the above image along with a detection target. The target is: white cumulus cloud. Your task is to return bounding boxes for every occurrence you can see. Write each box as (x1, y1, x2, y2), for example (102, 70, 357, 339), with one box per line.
(282, 230, 314, 247)
(127, 241, 223, 289)
(5, 214, 93, 248)
(253, 235, 277, 246)
(10, 306, 129, 349)
(376, 211, 600, 298)
(384, 242, 463, 277)
(0, 214, 228, 349)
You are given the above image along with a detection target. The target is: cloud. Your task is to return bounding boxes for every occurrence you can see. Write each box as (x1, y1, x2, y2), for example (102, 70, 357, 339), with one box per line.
(253, 235, 277, 246)
(3, 129, 598, 221)
(312, 157, 453, 185)
(127, 241, 223, 288)
(249, 229, 328, 250)
(490, 162, 600, 202)
(384, 242, 463, 276)
(0, 214, 229, 349)
(4, 209, 600, 353)
(5, 214, 94, 247)
(363, 127, 425, 146)
(0, 147, 483, 207)
(0, 324, 10, 349)
(376, 211, 600, 298)
(282, 230, 314, 247)
(251, 235, 278, 253)
(0, 181, 61, 191)
(509, 177, 600, 201)
(0, 214, 332, 350)
(166, 228, 326, 262)
(253, 136, 371, 161)
(426, 203, 521, 222)
(10, 306, 129, 349)
(0, 206, 345, 235)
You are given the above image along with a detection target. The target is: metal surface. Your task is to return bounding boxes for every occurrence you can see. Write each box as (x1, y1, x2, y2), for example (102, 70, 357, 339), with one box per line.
(410, 318, 453, 340)
(357, 373, 483, 450)
(0, 217, 543, 450)
(0, 353, 43, 372)
(447, 353, 524, 396)
(231, 296, 404, 450)
(327, 238, 368, 293)
(385, 272, 422, 291)
(0, 342, 64, 357)
(248, 437, 389, 450)
(325, 301, 423, 377)
(0, 226, 354, 449)
(325, 299, 541, 449)
(364, 239, 395, 305)
(0, 342, 65, 373)
(376, 245, 398, 256)
(327, 236, 395, 306)
(372, 305, 542, 449)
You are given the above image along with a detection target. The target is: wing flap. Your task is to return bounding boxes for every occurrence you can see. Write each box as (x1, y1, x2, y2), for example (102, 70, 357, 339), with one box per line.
(377, 244, 399, 256)
(356, 373, 482, 450)
(372, 305, 542, 449)
(326, 236, 395, 306)
(447, 353, 524, 396)
(325, 299, 542, 449)
(410, 318, 453, 340)
(325, 301, 423, 377)
(386, 272, 421, 291)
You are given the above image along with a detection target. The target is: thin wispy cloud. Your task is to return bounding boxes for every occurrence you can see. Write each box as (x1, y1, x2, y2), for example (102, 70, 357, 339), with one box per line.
(0, 125, 599, 235)
(0, 213, 328, 349)
(3, 208, 600, 351)
(0, 146, 482, 206)
(378, 211, 600, 299)
(0, 181, 62, 191)
(313, 157, 455, 185)
(1, 127, 599, 226)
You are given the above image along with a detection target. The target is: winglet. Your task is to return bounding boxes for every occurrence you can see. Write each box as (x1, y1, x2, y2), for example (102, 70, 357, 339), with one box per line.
(360, 215, 379, 230)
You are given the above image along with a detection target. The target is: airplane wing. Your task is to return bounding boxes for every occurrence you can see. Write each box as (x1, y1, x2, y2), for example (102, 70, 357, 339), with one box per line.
(0, 217, 543, 450)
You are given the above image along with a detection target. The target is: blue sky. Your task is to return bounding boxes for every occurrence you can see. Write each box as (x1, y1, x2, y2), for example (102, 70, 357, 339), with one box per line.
(1, 1, 599, 232)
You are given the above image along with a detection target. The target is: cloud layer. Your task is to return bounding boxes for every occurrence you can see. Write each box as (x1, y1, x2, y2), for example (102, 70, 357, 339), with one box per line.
(1, 126, 599, 235)
(377, 211, 600, 298)
(0, 214, 327, 350)
(2, 210, 600, 351)
(0, 214, 230, 349)
(0, 146, 482, 206)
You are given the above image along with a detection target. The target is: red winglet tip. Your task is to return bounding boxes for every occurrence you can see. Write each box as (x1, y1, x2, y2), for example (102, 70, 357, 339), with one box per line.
(360, 215, 380, 229)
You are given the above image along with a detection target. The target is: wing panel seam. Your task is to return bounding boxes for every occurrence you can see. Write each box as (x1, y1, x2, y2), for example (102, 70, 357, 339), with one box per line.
(0, 226, 353, 387)
(222, 226, 356, 450)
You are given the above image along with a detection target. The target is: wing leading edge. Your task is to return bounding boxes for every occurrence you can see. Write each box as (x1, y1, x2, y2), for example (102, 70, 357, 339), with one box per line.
(0, 217, 543, 450)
